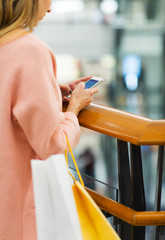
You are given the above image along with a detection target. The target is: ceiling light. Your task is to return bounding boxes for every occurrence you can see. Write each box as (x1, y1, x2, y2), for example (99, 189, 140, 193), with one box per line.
(100, 0, 118, 14)
(52, 0, 84, 13)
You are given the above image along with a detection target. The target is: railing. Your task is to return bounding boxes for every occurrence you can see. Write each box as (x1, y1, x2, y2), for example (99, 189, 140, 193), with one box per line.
(85, 188, 165, 226)
(77, 103, 165, 145)
(64, 103, 165, 240)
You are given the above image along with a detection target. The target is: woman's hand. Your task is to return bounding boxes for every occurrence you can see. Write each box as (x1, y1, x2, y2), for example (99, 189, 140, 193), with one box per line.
(59, 82, 72, 102)
(66, 82, 98, 116)
(68, 76, 93, 90)
(59, 76, 92, 102)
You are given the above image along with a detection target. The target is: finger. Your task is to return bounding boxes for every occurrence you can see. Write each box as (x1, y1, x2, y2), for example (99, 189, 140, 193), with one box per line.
(81, 76, 93, 82)
(76, 76, 93, 83)
(63, 96, 70, 102)
(68, 81, 76, 90)
(70, 84, 76, 90)
(91, 87, 98, 94)
(77, 81, 85, 89)
(64, 86, 72, 95)
(86, 87, 98, 94)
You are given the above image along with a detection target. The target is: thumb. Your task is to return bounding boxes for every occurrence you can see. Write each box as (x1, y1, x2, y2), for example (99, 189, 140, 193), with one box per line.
(91, 87, 98, 94)
(78, 81, 85, 89)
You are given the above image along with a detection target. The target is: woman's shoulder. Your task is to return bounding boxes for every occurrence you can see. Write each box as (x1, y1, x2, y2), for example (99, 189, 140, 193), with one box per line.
(22, 33, 48, 48)
(0, 31, 56, 72)
(0, 31, 52, 61)
(16, 33, 52, 56)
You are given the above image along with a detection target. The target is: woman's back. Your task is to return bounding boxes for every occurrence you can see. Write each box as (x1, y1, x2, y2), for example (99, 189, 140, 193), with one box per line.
(0, 32, 81, 240)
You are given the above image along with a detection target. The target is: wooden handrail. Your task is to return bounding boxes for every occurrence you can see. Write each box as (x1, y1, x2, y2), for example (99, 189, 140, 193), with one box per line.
(63, 103, 165, 226)
(86, 187, 165, 226)
(74, 103, 165, 145)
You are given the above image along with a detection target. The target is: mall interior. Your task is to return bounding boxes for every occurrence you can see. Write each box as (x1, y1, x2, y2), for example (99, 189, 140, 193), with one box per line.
(34, 0, 165, 239)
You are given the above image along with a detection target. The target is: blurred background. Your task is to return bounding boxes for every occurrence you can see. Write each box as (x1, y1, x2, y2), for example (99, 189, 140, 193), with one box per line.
(34, 0, 165, 238)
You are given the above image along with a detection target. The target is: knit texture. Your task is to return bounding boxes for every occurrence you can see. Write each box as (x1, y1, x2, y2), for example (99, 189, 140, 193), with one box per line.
(0, 33, 80, 240)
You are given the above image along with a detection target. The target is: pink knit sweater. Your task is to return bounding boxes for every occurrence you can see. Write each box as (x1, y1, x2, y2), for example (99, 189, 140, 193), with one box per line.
(0, 33, 80, 240)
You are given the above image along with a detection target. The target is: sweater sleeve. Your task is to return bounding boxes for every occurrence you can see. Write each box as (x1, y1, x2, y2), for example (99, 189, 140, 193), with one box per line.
(12, 41, 81, 159)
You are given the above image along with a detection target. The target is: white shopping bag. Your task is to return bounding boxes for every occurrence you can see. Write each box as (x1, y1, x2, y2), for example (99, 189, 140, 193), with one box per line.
(31, 154, 83, 240)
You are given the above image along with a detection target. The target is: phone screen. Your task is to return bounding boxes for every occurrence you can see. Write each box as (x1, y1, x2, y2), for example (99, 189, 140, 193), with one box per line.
(85, 79, 99, 89)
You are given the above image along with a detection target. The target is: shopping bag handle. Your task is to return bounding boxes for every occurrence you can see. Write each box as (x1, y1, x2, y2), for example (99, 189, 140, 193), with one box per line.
(65, 135, 84, 187)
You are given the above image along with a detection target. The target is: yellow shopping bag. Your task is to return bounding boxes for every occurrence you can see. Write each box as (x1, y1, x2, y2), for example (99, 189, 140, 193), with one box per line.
(65, 136, 120, 240)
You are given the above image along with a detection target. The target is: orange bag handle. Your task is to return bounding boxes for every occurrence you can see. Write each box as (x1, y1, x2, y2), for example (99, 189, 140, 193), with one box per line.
(65, 135, 84, 188)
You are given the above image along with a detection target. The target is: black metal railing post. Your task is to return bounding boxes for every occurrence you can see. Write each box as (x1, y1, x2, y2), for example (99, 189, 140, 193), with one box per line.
(155, 146, 164, 240)
(117, 140, 132, 240)
(130, 144, 146, 240)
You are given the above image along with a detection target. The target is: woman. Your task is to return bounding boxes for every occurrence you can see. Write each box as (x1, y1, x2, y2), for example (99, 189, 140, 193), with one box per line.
(0, 0, 98, 239)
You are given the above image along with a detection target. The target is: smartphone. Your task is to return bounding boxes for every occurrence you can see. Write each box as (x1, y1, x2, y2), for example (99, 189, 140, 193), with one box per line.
(84, 76, 104, 89)
(67, 76, 104, 98)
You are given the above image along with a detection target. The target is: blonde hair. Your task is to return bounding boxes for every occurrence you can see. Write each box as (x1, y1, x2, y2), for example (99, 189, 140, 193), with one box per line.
(0, 0, 38, 38)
